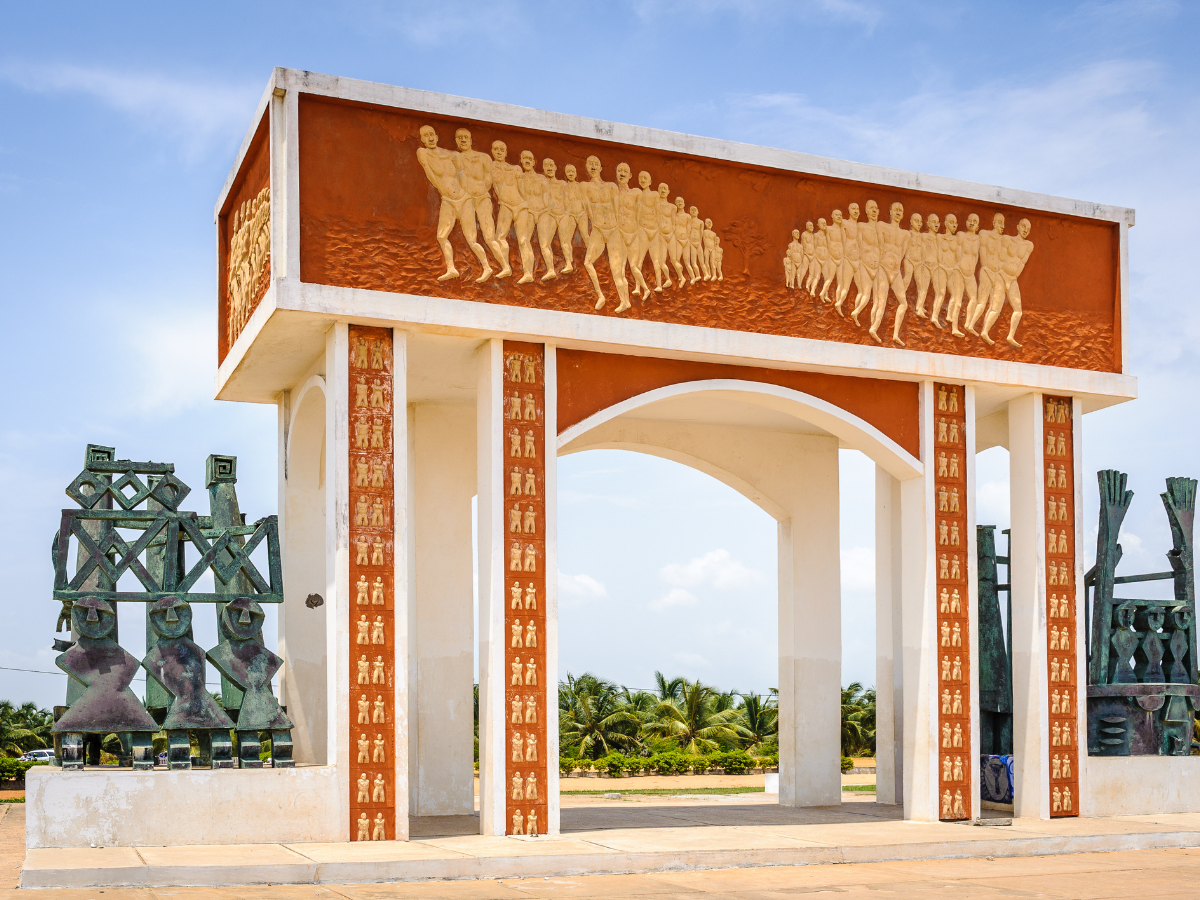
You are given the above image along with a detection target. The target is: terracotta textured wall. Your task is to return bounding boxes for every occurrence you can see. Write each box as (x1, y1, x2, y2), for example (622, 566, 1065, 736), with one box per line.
(348, 326, 396, 841)
(1044, 395, 1079, 817)
(556, 350, 920, 459)
(502, 342, 548, 836)
(217, 112, 270, 364)
(934, 383, 972, 821)
(296, 94, 1120, 374)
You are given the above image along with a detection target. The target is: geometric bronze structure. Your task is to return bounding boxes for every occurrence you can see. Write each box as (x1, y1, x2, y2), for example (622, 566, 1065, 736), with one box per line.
(50, 444, 288, 770)
(1086, 470, 1198, 756)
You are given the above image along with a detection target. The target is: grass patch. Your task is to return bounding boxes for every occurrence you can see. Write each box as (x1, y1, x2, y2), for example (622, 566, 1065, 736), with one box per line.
(1, 798, 25, 803)
(843, 785, 877, 792)
(562, 786, 766, 796)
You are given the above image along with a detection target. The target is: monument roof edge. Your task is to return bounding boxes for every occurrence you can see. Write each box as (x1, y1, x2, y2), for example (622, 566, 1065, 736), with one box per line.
(213, 73, 276, 221)
(272, 67, 1135, 226)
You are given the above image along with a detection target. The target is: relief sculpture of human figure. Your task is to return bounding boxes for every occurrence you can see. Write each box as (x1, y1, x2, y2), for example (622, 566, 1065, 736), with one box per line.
(583, 155, 631, 312)
(205, 596, 294, 768)
(415, 125, 491, 282)
(492, 140, 535, 284)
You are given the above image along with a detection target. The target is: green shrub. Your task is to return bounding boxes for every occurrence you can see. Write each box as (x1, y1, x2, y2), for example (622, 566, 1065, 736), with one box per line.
(624, 756, 646, 775)
(651, 751, 688, 775)
(755, 751, 779, 771)
(0, 759, 47, 783)
(717, 750, 753, 775)
(598, 753, 627, 778)
(841, 756, 854, 773)
(559, 756, 579, 776)
(687, 754, 709, 774)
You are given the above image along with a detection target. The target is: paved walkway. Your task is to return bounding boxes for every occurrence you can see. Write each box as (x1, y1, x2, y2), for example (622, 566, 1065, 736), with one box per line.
(7, 799, 1200, 898)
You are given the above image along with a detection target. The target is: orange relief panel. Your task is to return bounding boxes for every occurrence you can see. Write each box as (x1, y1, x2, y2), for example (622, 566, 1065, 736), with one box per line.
(218, 111, 271, 364)
(555, 350, 920, 460)
(503, 342, 548, 836)
(1044, 396, 1079, 817)
(349, 325, 396, 841)
(934, 384, 972, 821)
(298, 94, 1120, 374)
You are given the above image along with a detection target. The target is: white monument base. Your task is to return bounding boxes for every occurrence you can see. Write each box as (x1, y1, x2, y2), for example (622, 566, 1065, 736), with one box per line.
(25, 765, 345, 849)
(764, 772, 779, 794)
(1082, 755, 1200, 817)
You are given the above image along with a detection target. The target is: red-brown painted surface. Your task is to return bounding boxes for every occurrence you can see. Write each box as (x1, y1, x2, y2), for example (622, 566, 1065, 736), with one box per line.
(1044, 395, 1079, 817)
(348, 326, 396, 841)
(933, 383, 972, 821)
(217, 111, 270, 364)
(502, 342, 548, 836)
(556, 350, 920, 460)
(292, 94, 1121, 374)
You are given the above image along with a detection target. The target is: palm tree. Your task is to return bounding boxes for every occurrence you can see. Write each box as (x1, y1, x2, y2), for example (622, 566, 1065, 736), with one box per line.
(653, 671, 686, 703)
(840, 682, 876, 757)
(0, 701, 52, 758)
(559, 673, 642, 760)
(736, 693, 778, 752)
(646, 680, 751, 754)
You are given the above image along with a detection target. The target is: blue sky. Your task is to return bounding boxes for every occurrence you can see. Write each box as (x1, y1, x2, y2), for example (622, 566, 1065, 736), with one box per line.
(2, 1, 1198, 709)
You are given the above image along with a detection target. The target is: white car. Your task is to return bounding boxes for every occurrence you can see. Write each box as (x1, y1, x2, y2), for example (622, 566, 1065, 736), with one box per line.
(18, 749, 54, 762)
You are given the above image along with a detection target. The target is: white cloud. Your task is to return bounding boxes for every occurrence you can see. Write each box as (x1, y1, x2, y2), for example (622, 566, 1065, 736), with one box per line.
(558, 571, 608, 603)
(652, 587, 699, 610)
(0, 61, 257, 157)
(660, 548, 764, 590)
(841, 545, 875, 592)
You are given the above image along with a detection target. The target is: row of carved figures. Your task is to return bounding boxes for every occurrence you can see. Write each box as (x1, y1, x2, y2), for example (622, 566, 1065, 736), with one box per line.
(511, 656, 539, 685)
(507, 354, 540, 384)
(785, 204, 1032, 349)
(356, 771, 388, 803)
(417, 125, 723, 314)
(510, 808, 540, 836)
(356, 615, 387, 645)
(511, 770, 540, 799)
(356, 812, 388, 841)
(356, 575, 386, 605)
(355, 538, 387, 567)
(940, 789, 967, 818)
(510, 542, 540, 572)
(226, 187, 271, 347)
(511, 731, 539, 761)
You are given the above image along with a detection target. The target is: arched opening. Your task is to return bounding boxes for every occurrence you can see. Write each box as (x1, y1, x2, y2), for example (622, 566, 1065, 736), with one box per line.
(281, 378, 328, 764)
(556, 380, 921, 814)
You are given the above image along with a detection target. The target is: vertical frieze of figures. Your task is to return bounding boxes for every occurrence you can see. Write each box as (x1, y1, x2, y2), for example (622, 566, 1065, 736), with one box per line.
(502, 342, 547, 836)
(348, 326, 396, 841)
(934, 383, 972, 821)
(1043, 396, 1079, 817)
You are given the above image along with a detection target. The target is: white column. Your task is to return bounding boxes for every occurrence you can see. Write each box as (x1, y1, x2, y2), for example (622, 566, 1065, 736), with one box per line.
(544, 345, 561, 836)
(874, 466, 903, 807)
(324, 323, 351, 838)
(476, 338, 507, 836)
(777, 436, 842, 807)
(899, 381, 938, 822)
(391, 331, 411, 839)
(409, 401, 475, 816)
(1009, 392, 1050, 819)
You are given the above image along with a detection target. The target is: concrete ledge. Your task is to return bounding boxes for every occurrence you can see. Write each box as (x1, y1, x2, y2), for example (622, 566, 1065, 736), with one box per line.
(22, 812, 1200, 888)
(1082, 755, 1200, 816)
(25, 764, 345, 849)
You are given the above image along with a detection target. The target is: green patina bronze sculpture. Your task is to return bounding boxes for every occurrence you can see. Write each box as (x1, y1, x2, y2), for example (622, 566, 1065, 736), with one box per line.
(51, 445, 288, 771)
(1086, 471, 1197, 756)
